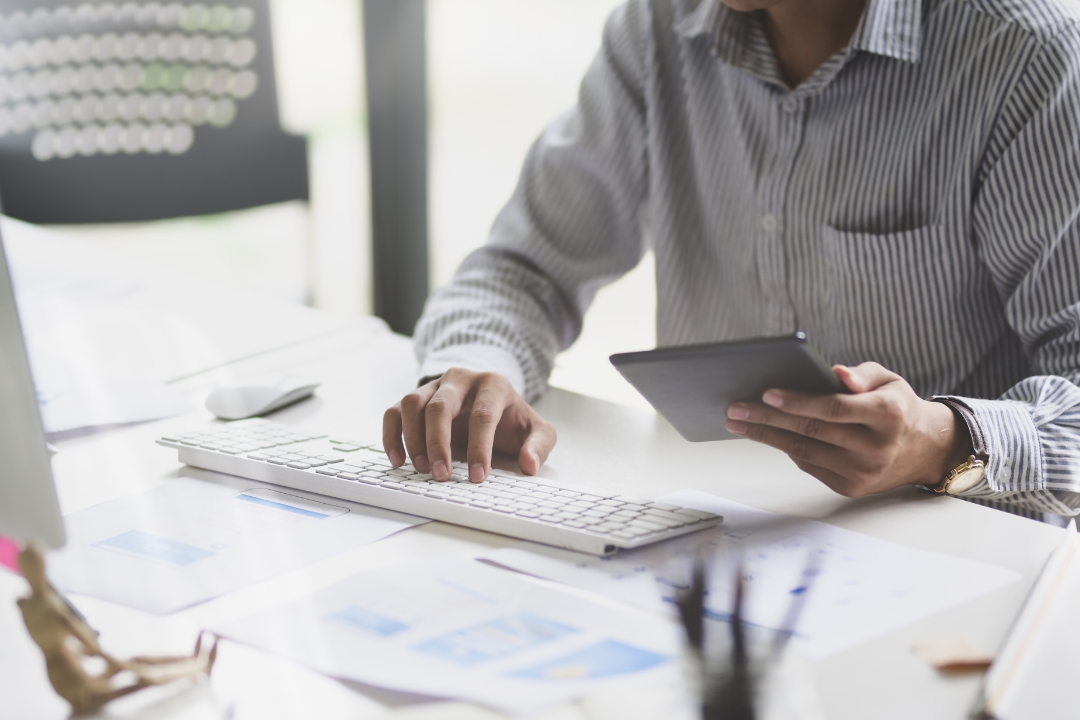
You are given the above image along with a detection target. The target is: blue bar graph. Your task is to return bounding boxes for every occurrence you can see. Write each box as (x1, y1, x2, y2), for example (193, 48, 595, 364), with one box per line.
(235, 492, 330, 519)
(96, 530, 215, 566)
(511, 640, 668, 681)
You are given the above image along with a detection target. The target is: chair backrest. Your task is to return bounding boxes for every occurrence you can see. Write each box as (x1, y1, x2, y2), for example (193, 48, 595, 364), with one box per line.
(0, 0, 307, 223)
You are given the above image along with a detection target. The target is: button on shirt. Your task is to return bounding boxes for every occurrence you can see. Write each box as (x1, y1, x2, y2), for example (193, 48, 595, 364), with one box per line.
(415, 0, 1080, 516)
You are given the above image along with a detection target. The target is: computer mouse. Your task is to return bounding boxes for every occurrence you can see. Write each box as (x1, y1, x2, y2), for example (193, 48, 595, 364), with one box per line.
(205, 376, 320, 421)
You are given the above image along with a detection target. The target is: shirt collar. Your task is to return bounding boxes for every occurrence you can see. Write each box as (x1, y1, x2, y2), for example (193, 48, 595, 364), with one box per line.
(849, 0, 923, 63)
(675, 0, 923, 64)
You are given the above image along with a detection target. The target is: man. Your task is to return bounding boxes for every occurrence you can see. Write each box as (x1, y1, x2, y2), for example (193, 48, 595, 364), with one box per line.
(383, 0, 1080, 518)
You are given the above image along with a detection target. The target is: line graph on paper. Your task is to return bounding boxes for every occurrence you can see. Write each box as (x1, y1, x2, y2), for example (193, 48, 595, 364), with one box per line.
(484, 490, 1020, 658)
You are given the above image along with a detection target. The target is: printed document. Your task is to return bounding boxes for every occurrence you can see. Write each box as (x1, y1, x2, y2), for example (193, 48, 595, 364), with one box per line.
(213, 559, 681, 715)
(49, 471, 428, 613)
(484, 490, 1020, 658)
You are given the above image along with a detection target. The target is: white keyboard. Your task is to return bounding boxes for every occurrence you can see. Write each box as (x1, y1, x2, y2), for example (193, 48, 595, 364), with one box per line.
(156, 419, 721, 556)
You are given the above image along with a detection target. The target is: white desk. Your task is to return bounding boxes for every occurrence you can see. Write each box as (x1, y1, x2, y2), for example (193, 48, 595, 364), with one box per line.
(0, 239, 1069, 720)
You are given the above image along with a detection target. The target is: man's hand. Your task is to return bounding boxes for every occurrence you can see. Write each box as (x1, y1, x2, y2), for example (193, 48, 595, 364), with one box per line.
(725, 362, 973, 498)
(383, 368, 557, 483)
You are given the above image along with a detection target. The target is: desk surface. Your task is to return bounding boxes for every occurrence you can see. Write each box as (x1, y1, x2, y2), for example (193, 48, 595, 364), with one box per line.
(0, 237, 1068, 720)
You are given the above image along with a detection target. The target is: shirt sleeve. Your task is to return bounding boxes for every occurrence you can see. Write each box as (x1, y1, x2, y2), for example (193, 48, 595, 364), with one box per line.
(946, 28, 1080, 515)
(414, 0, 651, 402)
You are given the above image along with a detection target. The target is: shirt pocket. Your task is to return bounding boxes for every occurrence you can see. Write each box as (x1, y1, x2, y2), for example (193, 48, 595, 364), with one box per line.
(818, 224, 992, 394)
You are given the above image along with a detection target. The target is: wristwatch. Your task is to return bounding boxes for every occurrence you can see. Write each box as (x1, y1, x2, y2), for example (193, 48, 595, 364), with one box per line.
(934, 455, 986, 495)
(931, 397, 989, 496)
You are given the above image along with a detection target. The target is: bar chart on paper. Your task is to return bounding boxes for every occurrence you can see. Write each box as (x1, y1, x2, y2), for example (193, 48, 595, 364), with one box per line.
(49, 474, 428, 613)
(214, 559, 681, 715)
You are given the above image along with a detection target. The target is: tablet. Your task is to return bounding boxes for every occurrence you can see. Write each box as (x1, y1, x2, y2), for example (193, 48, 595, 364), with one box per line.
(609, 333, 845, 442)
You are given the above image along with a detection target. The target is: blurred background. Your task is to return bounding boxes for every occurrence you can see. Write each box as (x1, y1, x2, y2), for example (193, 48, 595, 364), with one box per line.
(0, 0, 655, 408)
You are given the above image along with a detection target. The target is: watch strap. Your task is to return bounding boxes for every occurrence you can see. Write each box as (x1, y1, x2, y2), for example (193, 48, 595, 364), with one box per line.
(932, 397, 987, 459)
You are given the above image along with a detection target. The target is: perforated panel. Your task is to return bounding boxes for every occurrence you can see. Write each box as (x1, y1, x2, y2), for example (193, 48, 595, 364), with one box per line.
(0, 1, 307, 223)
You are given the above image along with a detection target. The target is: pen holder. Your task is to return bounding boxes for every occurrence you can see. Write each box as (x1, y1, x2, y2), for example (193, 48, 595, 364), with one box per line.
(16, 542, 218, 717)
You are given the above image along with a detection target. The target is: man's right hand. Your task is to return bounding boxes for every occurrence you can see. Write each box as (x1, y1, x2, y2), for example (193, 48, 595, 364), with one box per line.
(382, 368, 557, 483)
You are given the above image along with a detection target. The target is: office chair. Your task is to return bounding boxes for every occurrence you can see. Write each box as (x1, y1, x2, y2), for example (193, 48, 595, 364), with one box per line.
(0, 0, 308, 223)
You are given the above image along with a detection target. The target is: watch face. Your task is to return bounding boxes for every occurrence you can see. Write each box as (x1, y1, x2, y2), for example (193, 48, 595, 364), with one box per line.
(948, 465, 986, 495)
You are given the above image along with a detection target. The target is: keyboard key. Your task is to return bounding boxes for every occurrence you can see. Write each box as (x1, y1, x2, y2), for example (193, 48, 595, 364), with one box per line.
(612, 530, 638, 540)
(641, 516, 683, 529)
(403, 486, 425, 495)
(611, 509, 639, 520)
(578, 494, 604, 502)
(267, 457, 289, 465)
(305, 459, 328, 467)
(648, 502, 680, 511)
(537, 500, 563, 509)
(287, 462, 311, 469)
(447, 496, 469, 504)
(563, 520, 587, 529)
(358, 476, 381, 485)
(597, 499, 623, 507)
(674, 508, 720, 520)
(616, 495, 651, 505)
(470, 499, 494, 509)
(247, 452, 269, 460)
(644, 509, 691, 523)
(554, 490, 580, 498)
(629, 519, 666, 532)
(515, 509, 540, 518)
(316, 468, 339, 476)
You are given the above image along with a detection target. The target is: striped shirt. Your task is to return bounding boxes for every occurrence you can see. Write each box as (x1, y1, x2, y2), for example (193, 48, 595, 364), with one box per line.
(415, 0, 1080, 516)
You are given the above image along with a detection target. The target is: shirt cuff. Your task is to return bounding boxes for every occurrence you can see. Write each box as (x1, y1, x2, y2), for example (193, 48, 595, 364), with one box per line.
(935, 395, 1045, 498)
(417, 344, 528, 399)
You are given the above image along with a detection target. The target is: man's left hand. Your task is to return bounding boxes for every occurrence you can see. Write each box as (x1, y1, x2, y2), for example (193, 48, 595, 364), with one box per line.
(725, 362, 973, 498)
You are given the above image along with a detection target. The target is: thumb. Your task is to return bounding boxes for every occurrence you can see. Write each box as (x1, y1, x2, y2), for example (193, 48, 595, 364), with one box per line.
(518, 420, 557, 476)
(834, 362, 898, 394)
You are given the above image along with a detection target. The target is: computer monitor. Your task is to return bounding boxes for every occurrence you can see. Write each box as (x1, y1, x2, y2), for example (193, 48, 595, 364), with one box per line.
(0, 212, 65, 548)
